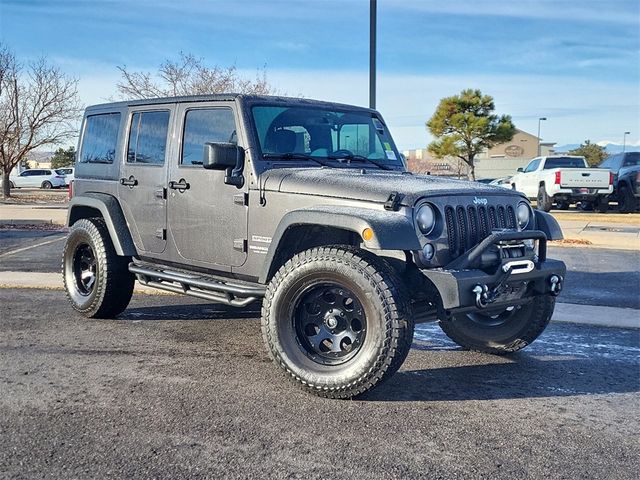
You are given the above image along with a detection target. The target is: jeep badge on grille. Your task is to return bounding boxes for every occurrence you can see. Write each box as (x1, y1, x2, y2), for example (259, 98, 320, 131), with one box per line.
(473, 197, 488, 205)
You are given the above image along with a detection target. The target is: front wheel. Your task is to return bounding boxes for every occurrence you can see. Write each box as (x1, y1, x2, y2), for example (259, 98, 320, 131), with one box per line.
(537, 186, 552, 212)
(261, 247, 414, 399)
(439, 295, 556, 354)
(62, 218, 135, 318)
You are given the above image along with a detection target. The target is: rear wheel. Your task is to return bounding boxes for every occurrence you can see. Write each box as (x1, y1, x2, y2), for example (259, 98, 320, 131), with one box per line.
(41, 181, 52, 189)
(62, 218, 134, 318)
(537, 186, 552, 212)
(557, 200, 570, 210)
(618, 185, 636, 213)
(439, 295, 556, 354)
(261, 246, 414, 399)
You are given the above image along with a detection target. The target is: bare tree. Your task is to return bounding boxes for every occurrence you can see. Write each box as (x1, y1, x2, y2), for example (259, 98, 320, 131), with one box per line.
(0, 44, 81, 197)
(117, 52, 279, 99)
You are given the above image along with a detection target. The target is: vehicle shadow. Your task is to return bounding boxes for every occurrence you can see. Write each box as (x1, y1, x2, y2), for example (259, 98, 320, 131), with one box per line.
(118, 302, 261, 321)
(361, 353, 639, 402)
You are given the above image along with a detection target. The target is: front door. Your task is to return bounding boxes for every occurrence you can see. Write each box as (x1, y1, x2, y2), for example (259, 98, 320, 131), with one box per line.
(118, 108, 172, 254)
(167, 104, 248, 267)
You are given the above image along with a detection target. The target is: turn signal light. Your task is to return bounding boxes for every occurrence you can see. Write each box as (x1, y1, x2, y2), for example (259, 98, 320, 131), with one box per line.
(609, 171, 614, 185)
(362, 228, 374, 241)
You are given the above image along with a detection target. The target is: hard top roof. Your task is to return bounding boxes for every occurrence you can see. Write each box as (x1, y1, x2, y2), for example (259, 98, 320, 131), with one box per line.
(85, 94, 377, 114)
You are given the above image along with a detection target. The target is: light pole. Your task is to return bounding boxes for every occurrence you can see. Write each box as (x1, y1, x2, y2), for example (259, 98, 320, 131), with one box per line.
(623, 131, 631, 152)
(369, 0, 376, 109)
(537, 117, 547, 156)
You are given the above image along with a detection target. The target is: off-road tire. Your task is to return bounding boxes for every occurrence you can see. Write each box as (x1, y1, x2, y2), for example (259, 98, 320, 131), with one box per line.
(439, 295, 556, 355)
(618, 185, 636, 213)
(41, 181, 52, 189)
(537, 185, 552, 212)
(261, 246, 414, 399)
(62, 218, 134, 318)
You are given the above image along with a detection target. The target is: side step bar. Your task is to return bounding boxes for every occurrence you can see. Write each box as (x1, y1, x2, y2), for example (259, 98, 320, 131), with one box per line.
(129, 263, 266, 307)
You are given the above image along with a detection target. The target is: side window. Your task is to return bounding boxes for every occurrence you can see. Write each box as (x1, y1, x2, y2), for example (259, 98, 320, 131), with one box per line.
(80, 113, 121, 164)
(524, 158, 540, 173)
(127, 111, 170, 165)
(181, 108, 236, 165)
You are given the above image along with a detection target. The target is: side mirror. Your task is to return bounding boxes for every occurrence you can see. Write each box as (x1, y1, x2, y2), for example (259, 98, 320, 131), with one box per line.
(203, 142, 245, 188)
(203, 142, 241, 169)
(516, 167, 524, 172)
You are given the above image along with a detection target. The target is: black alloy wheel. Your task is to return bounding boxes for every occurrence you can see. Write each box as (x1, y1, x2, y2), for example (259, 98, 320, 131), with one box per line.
(72, 243, 97, 295)
(294, 283, 366, 365)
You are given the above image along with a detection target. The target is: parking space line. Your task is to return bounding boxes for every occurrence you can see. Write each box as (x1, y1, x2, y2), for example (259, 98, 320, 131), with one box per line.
(0, 236, 66, 259)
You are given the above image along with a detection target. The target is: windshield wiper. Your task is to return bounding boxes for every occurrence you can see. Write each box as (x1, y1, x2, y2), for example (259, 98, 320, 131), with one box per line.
(263, 152, 331, 167)
(327, 153, 393, 171)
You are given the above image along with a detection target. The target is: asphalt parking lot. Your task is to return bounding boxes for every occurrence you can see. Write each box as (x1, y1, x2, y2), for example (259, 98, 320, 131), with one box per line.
(0, 227, 639, 478)
(1, 288, 638, 479)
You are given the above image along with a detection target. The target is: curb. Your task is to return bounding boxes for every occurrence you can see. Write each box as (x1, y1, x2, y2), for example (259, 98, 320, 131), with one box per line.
(0, 271, 637, 328)
(0, 219, 55, 226)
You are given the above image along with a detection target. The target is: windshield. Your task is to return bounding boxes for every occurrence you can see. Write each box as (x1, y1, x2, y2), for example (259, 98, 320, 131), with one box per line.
(251, 105, 403, 168)
(543, 157, 587, 169)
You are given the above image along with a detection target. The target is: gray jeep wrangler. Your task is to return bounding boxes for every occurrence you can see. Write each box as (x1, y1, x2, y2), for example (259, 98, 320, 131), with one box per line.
(63, 94, 566, 398)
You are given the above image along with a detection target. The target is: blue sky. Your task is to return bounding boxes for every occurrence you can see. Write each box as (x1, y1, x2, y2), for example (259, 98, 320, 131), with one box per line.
(1, 0, 639, 149)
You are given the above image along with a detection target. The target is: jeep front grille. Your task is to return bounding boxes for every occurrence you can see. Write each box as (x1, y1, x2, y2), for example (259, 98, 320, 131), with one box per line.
(445, 204, 517, 257)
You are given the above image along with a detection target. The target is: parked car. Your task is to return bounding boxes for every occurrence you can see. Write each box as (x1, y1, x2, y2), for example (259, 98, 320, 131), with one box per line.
(489, 176, 513, 189)
(55, 167, 75, 186)
(511, 155, 613, 212)
(63, 94, 566, 399)
(9, 169, 67, 189)
(475, 178, 495, 184)
(597, 152, 640, 213)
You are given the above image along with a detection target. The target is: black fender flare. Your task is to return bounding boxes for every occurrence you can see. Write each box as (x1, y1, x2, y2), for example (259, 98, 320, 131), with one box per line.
(67, 193, 137, 256)
(258, 205, 420, 283)
(534, 210, 563, 240)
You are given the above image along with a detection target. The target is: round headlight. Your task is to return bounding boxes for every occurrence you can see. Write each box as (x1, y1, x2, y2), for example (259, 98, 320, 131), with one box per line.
(517, 202, 531, 229)
(416, 204, 436, 235)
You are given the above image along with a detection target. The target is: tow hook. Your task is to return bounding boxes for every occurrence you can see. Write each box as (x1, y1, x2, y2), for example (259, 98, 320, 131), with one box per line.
(473, 265, 514, 309)
(473, 285, 490, 308)
(549, 275, 563, 296)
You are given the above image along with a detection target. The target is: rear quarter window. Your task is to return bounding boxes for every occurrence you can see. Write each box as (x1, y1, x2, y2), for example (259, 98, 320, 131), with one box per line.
(79, 113, 121, 164)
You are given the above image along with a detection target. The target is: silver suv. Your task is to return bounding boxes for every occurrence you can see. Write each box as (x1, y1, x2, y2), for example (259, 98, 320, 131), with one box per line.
(10, 169, 66, 189)
(63, 94, 566, 398)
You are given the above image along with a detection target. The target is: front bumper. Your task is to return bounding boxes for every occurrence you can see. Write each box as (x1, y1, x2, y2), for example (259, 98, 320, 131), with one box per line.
(420, 230, 566, 314)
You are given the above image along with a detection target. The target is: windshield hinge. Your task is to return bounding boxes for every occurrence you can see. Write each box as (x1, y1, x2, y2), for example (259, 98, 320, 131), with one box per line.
(384, 191, 402, 211)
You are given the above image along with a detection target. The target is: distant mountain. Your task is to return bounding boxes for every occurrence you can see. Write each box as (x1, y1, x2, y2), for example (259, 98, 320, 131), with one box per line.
(554, 143, 640, 155)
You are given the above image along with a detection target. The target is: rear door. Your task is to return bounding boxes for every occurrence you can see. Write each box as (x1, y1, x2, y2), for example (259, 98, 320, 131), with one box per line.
(30, 170, 45, 187)
(117, 107, 173, 254)
(167, 103, 248, 267)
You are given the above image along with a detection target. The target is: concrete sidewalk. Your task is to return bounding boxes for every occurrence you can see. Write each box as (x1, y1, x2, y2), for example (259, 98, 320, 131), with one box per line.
(0, 204, 67, 225)
(1, 271, 637, 329)
(553, 213, 639, 251)
(0, 203, 638, 250)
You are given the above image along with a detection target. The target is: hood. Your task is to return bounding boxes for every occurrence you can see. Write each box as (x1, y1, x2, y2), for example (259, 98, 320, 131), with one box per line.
(262, 167, 521, 205)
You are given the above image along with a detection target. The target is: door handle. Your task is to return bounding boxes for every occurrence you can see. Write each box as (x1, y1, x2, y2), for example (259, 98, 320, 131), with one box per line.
(119, 176, 138, 187)
(168, 179, 190, 191)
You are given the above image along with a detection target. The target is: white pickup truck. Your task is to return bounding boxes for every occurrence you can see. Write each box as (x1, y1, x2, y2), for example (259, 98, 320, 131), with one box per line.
(511, 155, 613, 212)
